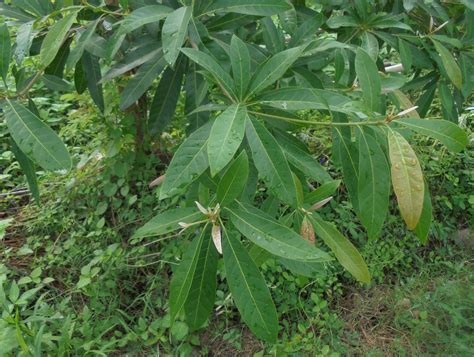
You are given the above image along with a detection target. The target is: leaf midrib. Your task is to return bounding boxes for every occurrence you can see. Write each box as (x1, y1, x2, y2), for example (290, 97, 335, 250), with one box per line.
(6, 100, 65, 168)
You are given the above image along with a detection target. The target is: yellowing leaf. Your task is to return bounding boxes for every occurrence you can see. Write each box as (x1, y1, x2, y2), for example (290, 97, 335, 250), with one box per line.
(388, 130, 424, 230)
(212, 224, 222, 254)
(300, 216, 315, 245)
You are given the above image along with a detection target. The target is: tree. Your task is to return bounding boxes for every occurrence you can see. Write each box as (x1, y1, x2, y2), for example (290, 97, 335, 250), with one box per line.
(0, 0, 470, 342)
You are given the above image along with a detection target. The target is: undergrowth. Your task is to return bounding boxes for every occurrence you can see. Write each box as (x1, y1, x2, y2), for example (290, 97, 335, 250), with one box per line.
(1, 94, 473, 356)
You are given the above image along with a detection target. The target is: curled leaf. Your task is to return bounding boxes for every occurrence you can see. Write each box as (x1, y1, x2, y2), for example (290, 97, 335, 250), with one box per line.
(212, 224, 222, 254)
(300, 216, 315, 244)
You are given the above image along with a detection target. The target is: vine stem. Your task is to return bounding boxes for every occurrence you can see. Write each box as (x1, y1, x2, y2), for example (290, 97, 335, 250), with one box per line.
(16, 70, 44, 98)
(248, 110, 387, 127)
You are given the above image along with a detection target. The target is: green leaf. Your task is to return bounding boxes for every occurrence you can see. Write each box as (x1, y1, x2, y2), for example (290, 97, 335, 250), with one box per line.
(395, 118, 468, 153)
(460, 53, 474, 98)
(160, 123, 211, 199)
(288, 14, 324, 47)
(13, 21, 34, 66)
(184, 228, 219, 330)
(355, 48, 382, 113)
(132, 208, 203, 240)
(432, 39, 462, 90)
(357, 129, 390, 240)
(149, 54, 186, 133)
(0, 24, 11, 85)
(181, 48, 236, 99)
(388, 130, 424, 230)
(304, 180, 341, 205)
(84, 33, 107, 58)
(230, 35, 251, 100)
(246, 45, 306, 98)
(257, 87, 353, 113)
(438, 81, 457, 123)
(162, 6, 192, 66)
(40, 12, 77, 69)
(208, 104, 248, 176)
(66, 19, 100, 72)
(279, 8, 297, 34)
(12, 0, 50, 16)
(327, 15, 359, 28)
(44, 37, 72, 78)
(261, 17, 285, 53)
(74, 60, 87, 94)
(120, 56, 167, 110)
(41, 74, 72, 92)
(308, 215, 370, 284)
(398, 38, 412, 73)
(336, 130, 360, 213)
(245, 117, 297, 206)
(116, 5, 172, 34)
(169, 227, 208, 323)
(273, 129, 332, 183)
(10, 139, 39, 203)
(101, 43, 162, 83)
(279, 258, 326, 278)
(360, 32, 379, 62)
(415, 183, 432, 244)
(216, 150, 249, 206)
(222, 229, 278, 343)
(228, 206, 331, 262)
(0, 4, 36, 21)
(208, 0, 292, 16)
(4, 99, 71, 171)
(81, 52, 104, 113)
(105, 31, 125, 61)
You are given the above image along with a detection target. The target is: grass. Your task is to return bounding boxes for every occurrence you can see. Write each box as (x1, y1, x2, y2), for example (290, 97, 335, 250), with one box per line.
(339, 257, 473, 356)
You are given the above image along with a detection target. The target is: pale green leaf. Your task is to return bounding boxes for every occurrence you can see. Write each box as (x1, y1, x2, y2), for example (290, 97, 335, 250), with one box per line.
(208, 104, 247, 176)
(162, 6, 192, 66)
